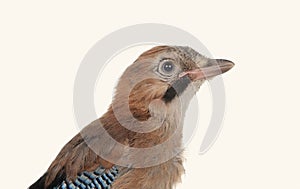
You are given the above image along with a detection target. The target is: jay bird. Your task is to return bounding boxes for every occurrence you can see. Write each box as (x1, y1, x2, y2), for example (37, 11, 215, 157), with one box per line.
(29, 46, 234, 189)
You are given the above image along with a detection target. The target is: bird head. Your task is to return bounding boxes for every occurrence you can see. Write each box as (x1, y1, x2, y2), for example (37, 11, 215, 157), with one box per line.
(111, 46, 234, 126)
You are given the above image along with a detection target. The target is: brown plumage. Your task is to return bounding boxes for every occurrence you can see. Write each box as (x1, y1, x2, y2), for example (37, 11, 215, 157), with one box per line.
(29, 45, 234, 189)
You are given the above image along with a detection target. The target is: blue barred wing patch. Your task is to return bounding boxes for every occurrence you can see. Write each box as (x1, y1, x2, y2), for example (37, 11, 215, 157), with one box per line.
(54, 166, 119, 189)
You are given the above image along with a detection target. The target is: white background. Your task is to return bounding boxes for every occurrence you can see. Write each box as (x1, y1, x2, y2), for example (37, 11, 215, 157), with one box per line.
(1, 1, 300, 188)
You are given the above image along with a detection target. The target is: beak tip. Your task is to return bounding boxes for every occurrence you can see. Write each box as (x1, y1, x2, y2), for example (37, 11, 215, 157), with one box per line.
(229, 61, 235, 69)
(217, 59, 235, 73)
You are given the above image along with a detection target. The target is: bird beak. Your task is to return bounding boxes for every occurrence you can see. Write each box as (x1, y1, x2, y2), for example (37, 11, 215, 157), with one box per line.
(179, 59, 235, 81)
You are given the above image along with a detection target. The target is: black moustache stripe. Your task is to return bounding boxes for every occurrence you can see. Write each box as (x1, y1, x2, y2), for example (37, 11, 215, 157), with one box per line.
(162, 75, 191, 103)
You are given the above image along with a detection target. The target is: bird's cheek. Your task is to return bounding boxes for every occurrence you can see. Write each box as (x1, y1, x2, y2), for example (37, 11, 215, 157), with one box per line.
(127, 79, 169, 121)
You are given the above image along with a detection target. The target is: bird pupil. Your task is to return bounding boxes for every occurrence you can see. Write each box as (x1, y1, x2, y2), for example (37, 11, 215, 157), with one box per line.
(163, 62, 173, 72)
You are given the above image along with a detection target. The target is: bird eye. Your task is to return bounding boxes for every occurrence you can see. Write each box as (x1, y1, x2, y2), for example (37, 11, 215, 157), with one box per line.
(159, 60, 175, 75)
